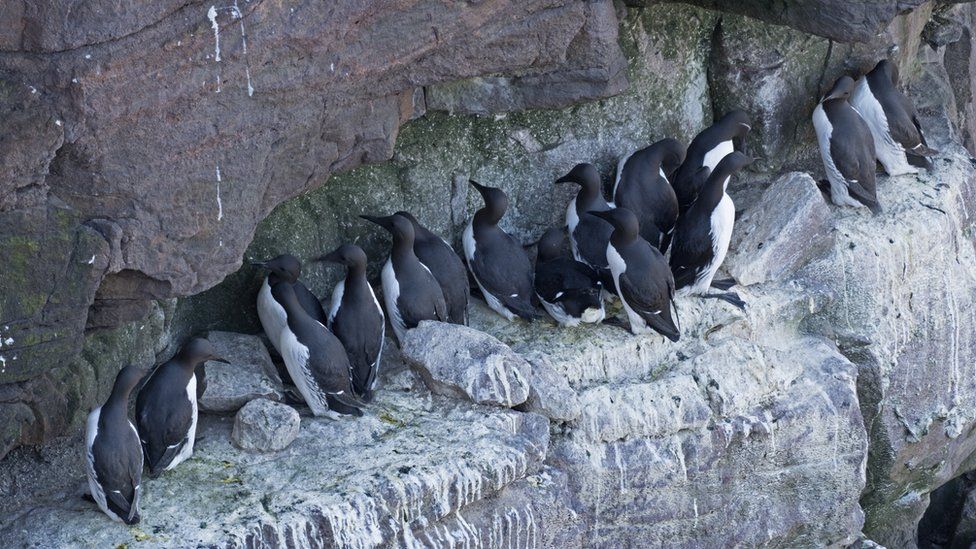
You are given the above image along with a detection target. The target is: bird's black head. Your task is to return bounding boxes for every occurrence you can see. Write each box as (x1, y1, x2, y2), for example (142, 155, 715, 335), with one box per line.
(109, 364, 147, 401)
(718, 110, 752, 138)
(871, 59, 898, 86)
(823, 76, 856, 103)
(314, 243, 368, 270)
(555, 163, 602, 193)
(251, 254, 302, 284)
(177, 337, 230, 366)
(361, 213, 416, 246)
(469, 180, 509, 224)
(652, 138, 687, 175)
(589, 207, 640, 242)
(536, 227, 567, 262)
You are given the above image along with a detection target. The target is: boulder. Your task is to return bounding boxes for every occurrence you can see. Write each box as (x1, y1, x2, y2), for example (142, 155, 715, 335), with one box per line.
(726, 172, 834, 286)
(401, 321, 532, 408)
(516, 352, 582, 422)
(197, 331, 283, 413)
(231, 399, 300, 453)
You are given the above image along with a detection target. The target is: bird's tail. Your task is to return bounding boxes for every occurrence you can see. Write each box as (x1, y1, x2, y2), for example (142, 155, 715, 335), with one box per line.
(327, 393, 364, 417)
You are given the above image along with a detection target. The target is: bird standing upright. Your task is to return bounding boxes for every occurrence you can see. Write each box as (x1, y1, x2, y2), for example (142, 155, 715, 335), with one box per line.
(253, 254, 327, 354)
(850, 59, 938, 174)
(464, 180, 538, 321)
(315, 244, 384, 402)
(813, 75, 882, 212)
(670, 152, 753, 309)
(85, 364, 145, 524)
(612, 138, 685, 253)
(395, 210, 469, 325)
(673, 110, 751, 212)
(589, 208, 679, 340)
(274, 282, 364, 417)
(136, 338, 228, 477)
(362, 214, 448, 343)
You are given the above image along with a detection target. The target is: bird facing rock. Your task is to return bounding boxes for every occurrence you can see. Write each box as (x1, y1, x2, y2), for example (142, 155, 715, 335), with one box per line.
(463, 180, 539, 321)
(86, 364, 145, 524)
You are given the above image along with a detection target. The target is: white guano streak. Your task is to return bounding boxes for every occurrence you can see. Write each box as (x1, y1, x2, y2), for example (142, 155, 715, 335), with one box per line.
(215, 166, 223, 221)
(207, 6, 221, 92)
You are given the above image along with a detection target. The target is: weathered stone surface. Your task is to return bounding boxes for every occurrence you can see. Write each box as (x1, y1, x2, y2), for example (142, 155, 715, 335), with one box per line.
(516, 351, 582, 422)
(402, 321, 532, 408)
(231, 398, 300, 453)
(0, 0, 631, 452)
(726, 172, 833, 286)
(198, 331, 283, 413)
(796, 146, 976, 546)
(655, 0, 933, 43)
(0, 369, 551, 548)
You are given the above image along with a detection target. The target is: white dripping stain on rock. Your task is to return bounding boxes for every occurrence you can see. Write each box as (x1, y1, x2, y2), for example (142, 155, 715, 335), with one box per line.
(207, 5, 221, 92)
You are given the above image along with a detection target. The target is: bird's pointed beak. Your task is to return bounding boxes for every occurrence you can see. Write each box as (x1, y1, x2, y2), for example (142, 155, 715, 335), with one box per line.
(360, 214, 393, 230)
(250, 260, 268, 268)
(209, 355, 231, 364)
(313, 249, 343, 265)
(554, 174, 580, 186)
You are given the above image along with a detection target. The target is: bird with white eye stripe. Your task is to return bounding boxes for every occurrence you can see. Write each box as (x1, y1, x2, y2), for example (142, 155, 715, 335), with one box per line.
(85, 364, 145, 524)
(464, 180, 539, 321)
(533, 227, 605, 327)
(361, 213, 448, 343)
(672, 110, 751, 213)
(813, 75, 882, 213)
(314, 244, 384, 402)
(136, 338, 229, 478)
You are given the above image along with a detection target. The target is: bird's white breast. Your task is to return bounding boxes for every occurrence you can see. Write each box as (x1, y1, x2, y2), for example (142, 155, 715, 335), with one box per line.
(703, 140, 734, 173)
(327, 279, 345, 327)
(381, 258, 406, 342)
(257, 277, 287, 353)
(850, 77, 916, 176)
(279, 326, 330, 415)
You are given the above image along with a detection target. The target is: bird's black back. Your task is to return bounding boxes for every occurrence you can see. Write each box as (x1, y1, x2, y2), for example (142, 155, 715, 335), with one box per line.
(331, 275, 384, 399)
(414, 232, 469, 325)
(135, 361, 193, 471)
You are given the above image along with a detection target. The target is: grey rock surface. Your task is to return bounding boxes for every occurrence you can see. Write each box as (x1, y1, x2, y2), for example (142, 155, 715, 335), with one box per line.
(402, 321, 532, 408)
(198, 331, 283, 413)
(231, 398, 300, 453)
(516, 351, 582, 422)
(726, 172, 834, 286)
(0, 368, 551, 547)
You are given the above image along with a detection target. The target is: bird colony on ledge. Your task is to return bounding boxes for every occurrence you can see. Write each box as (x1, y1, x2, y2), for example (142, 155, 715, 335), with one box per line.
(84, 58, 935, 524)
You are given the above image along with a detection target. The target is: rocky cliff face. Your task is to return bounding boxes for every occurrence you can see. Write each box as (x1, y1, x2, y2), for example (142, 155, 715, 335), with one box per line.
(3, 0, 976, 547)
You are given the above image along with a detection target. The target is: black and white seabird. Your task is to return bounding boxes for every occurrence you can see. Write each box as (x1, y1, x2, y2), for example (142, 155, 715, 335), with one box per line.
(395, 210, 469, 325)
(463, 180, 539, 321)
(556, 163, 615, 276)
(533, 227, 605, 327)
(252, 254, 327, 354)
(362, 214, 448, 342)
(670, 151, 753, 309)
(813, 75, 882, 212)
(589, 208, 679, 340)
(86, 364, 145, 524)
(851, 59, 938, 175)
(273, 282, 364, 417)
(612, 138, 685, 253)
(314, 244, 384, 402)
(136, 338, 229, 477)
(673, 110, 751, 212)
